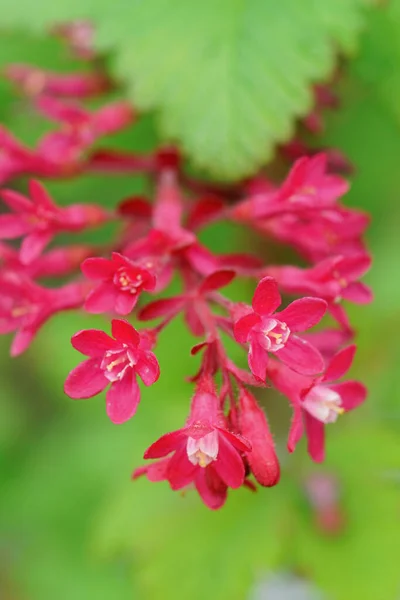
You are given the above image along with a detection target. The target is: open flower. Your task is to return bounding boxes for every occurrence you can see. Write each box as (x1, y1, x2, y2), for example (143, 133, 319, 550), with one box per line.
(81, 252, 156, 315)
(234, 276, 327, 380)
(268, 345, 367, 462)
(64, 319, 160, 424)
(141, 387, 250, 508)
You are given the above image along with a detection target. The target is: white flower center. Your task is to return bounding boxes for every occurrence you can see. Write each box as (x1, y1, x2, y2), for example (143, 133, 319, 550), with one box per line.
(302, 385, 344, 424)
(187, 430, 219, 468)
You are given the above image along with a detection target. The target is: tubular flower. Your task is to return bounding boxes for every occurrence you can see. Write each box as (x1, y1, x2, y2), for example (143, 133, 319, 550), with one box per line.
(140, 386, 251, 508)
(234, 276, 327, 380)
(268, 345, 367, 462)
(64, 319, 160, 424)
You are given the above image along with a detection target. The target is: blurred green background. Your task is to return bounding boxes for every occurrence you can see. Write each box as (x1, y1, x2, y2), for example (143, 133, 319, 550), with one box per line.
(1, 5, 400, 600)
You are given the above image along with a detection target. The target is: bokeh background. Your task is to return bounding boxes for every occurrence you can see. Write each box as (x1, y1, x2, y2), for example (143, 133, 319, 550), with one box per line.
(1, 5, 400, 600)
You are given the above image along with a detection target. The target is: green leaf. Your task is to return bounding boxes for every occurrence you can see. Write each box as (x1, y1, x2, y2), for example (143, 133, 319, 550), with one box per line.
(0, 0, 369, 179)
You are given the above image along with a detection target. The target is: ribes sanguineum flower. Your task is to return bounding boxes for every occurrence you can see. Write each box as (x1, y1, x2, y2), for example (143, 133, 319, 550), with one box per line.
(0, 179, 107, 264)
(268, 345, 367, 461)
(138, 383, 251, 508)
(233, 276, 327, 380)
(81, 252, 156, 315)
(64, 319, 160, 424)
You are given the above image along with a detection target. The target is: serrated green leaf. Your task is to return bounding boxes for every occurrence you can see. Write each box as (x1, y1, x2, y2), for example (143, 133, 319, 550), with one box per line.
(0, 0, 369, 179)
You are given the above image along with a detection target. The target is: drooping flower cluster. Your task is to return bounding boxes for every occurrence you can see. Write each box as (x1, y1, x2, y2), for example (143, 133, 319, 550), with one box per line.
(0, 24, 371, 509)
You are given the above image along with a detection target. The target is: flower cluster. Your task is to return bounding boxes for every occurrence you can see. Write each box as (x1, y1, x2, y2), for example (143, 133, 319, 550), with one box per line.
(0, 24, 371, 509)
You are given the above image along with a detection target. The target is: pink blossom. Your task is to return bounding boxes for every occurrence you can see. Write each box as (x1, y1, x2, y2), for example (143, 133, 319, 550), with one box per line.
(0, 271, 86, 356)
(81, 252, 156, 315)
(234, 276, 327, 380)
(64, 319, 160, 424)
(141, 387, 250, 508)
(268, 345, 367, 461)
(0, 179, 107, 264)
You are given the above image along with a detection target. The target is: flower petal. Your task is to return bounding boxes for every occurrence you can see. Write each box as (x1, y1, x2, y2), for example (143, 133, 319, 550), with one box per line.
(138, 297, 185, 321)
(199, 269, 235, 294)
(115, 291, 138, 315)
(71, 329, 116, 356)
(64, 357, 108, 398)
(132, 458, 170, 482)
(277, 297, 327, 332)
(248, 339, 269, 381)
(276, 335, 325, 375)
(84, 282, 117, 314)
(111, 319, 140, 346)
(166, 445, 197, 489)
(106, 370, 140, 424)
(304, 412, 325, 463)
(324, 345, 356, 382)
(10, 327, 36, 356)
(195, 468, 227, 510)
(213, 434, 245, 488)
(81, 256, 115, 280)
(20, 231, 53, 264)
(287, 405, 304, 453)
(330, 381, 367, 411)
(341, 282, 373, 304)
(136, 351, 160, 386)
(29, 179, 56, 210)
(0, 214, 30, 238)
(0, 189, 33, 212)
(144, 430, 187, 459)
(252, 276, 281, 316)
(233, 312, 260, 343)
(218, 428, 251, 453)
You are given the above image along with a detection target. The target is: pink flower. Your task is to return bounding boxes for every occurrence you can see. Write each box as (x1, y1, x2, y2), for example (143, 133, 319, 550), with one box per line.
(234, 276, 327, 380)
(268, 345, 367, 462)
(238, 389, 280, 487)
(141, 387, 250, 508)
(81, 252, 156, 315)
(0, 271, 86, 356)
(0, 179, 107, 264)
(64, 319, 160, 424)
(5, 64, 111, 98)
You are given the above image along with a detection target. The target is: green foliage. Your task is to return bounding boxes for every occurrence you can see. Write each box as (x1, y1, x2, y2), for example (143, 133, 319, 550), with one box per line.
(0, 0, 370, 179)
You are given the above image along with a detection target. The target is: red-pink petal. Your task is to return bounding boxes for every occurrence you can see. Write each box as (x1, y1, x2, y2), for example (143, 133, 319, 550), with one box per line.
(328, 302, 351, 330)
(144, 430, 186, 459)
(337, 253, 371, 280)
(29, 179, 56, 210)
(20, 230, 53, 264)
(304, 413, 325, 462)
(106, 370, 140, 424)
(199, 269, 235, 294)
(276, 335, 325, 375)
(135, 352, 160, 386)
(277, 297, 327, 332)
(233, 312, 260, 343)
(341, 282, 373, 304)
(64, 357, 108, 398)
(252, 276, 281, 316)
(330, 381, 367, 411)
(0, 189, 33, 212)
(218, 428, 251, 453)
(195, 468, 227, 510)
(166, 446, 197, 489)
(324, 345, 356, 382)
(248, 339, 269, 382)
(84, 282, 117, 314)
(213, 434, 245, 488)
(287, 405, 304, 453)
(81, 256, 115, 280)
(111, 319, 140, 346)
(71, 329, 116, 356)
(10, 328, 36, 356)
(115, 291, 138, 315)
(184, 305, 204, 337)
(138, 297, 185, 321)
(0, 215, 30, 238)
